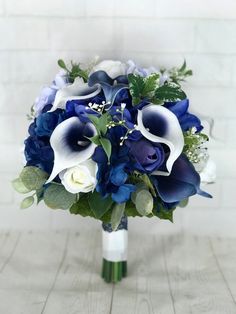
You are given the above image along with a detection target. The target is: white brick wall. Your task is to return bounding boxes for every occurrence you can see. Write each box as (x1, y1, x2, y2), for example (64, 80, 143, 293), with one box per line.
(0, 0, 235, 233)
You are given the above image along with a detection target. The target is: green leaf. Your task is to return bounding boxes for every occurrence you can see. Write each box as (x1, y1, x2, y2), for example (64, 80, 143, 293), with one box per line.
(36, 187, 44, 204)
(58, 59, 68, 71)
(132, 189, 153, 216)
(100, 137, 112, 160)
(87, 113, 108, 136)
(70, 194, 95, 217)
(125, 200, 142, 217)
(44, 184, 76, 209)
(20, 196, 34, 209)
(128, 73, 159, 105)
(111, 202, 125, 231)
(179, 198, 189, 208)
(88, 191, 113, 219)
(20, 166, 48, 191)
(154, 203, 175, 222)
(88, 135, 101, 145)
(179, 59, 186, 72)
(155, 83, 186, 102)
(12, 177, 31, 194)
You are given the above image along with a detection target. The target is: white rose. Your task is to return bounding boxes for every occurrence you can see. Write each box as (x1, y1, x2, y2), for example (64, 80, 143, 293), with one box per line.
(59, 159, 98, 194)
(200, 158, 216, 184)
(91, 60, 127, 79)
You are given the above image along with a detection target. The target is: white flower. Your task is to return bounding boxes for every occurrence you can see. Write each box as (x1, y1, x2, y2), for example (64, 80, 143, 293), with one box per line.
(59, 159, 98, 194)
(200, 158, 216, 184)
(91, 60, 127, 79)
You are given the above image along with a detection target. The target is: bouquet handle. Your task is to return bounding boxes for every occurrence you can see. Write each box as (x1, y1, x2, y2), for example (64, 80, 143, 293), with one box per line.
(101, 216, 128, 283)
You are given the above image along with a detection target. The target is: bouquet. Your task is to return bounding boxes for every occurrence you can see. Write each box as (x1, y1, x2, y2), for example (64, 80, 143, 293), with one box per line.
(13, 59, 212, 283)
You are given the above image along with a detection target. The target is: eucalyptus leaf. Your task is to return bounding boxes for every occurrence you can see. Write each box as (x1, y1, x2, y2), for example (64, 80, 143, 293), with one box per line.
(88, 191, 113, 219)
(111, 202, 125, 231)
(12, 177, 31, 194)
(20, 166, 48, 191)
(70, 194, 95, 217)
(58, 59, 68, 71)
(20, 196, 34, 209)
(44, 184, 76, 209)
(134, 189, 153, 216)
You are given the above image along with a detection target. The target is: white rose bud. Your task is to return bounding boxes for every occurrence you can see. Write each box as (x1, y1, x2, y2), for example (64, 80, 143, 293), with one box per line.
(59, 159, 97, 194)
(91, 60, 127, 79)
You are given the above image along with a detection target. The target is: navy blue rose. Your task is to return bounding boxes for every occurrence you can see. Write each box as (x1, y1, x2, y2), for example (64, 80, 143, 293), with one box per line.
(164, 99, 203, 132)
(125, 139, 165, 173)
(24, 135, 54, 174)
(34, 109, 65, 137)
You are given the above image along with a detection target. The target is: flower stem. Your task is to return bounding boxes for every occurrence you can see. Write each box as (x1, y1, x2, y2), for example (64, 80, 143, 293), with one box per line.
(102, 259, 127, 283)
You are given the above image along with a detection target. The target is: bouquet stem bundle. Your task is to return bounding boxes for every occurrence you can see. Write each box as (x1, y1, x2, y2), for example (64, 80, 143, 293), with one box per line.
(102, 216, 128, 283)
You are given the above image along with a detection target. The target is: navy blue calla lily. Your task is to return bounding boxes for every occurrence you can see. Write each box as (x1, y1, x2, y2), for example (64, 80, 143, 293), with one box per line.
(152, 154, 212, 203)
(88, 70, 129, 106)
(164, 99, 203, 132)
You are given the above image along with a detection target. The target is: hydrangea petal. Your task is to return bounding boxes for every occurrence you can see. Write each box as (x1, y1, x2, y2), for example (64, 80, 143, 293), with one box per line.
(50, 77, 101, 112)
(137, 104, 184, 176)
(46, 117, 97, 183)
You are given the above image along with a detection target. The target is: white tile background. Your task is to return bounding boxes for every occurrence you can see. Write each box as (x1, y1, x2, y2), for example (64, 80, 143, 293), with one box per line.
(0, 0, 235, 234)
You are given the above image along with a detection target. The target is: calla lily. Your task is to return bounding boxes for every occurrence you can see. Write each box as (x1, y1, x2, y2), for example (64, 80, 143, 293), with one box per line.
(152, 154, 212, 203)
(137, 104, 184, 176)
(46, 117, 97, 183)
(88, 70, 128, 108)
(50, 77, 102, 112)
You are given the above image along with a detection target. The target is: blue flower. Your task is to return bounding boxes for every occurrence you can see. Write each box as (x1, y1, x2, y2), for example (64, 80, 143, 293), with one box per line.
(24, 135, 54, 174)
(35, 109, 65, 137)
(152, 154, 212, 203)
(126, 139, 165, 173)
(164, 99, 203, 132)
(92, 147, 135, 203)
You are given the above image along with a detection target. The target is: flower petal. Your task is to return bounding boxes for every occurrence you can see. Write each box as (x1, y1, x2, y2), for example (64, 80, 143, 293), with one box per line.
(50, 77, 101, 112)
(137, 104, 184, 175)
(46, 117, 97, 183)
(153, 154, 212, 202)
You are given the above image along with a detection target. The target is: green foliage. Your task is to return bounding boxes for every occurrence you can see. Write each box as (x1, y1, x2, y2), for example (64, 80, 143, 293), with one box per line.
(19, 166, 48, 191)
(128, 72, 186, 105)
(154, 203, 175, 222)
(69, 194, 95, 217)
(128, 73, 160, 105)
(20, 196, 35, 209)
(130, 172, 156, 197)
(12, 177, 31, 194)
(179, 198, 189, 208)
(87, 113, 112, 160)
(154, 83, 186, 102)
(88, 191, 114, 219)
(184, 128, 209, 163)
(58, 59, 89, 83)
(168, 60, 193, 85)
(44, 183, 76, 209)
(132, 188, 153, 216)
(125, 200, 142, 217)
(111, 202, 126, 231)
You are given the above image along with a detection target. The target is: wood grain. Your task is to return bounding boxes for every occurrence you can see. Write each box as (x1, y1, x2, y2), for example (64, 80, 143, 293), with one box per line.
(0, 231, 236, 314)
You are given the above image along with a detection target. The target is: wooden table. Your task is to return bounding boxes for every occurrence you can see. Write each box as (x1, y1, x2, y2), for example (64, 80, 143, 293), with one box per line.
(0, 230, 236, 314)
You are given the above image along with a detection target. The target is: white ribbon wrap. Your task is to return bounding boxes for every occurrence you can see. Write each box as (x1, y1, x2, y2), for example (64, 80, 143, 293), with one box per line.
(102, 229, 128, 262)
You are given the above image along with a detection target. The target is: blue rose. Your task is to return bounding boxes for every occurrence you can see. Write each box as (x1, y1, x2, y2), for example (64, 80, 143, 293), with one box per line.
(164, 99, 203, 132)
(35, 109, 65, 137)
(126, 139, 165, 173)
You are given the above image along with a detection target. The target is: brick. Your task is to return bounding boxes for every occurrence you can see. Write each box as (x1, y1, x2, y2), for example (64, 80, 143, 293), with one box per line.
(121, 20, 195, 53)
(185, 86, 236, 118)
(6, 0, 85, 17)
(196, 21, 236, 54)
(87, 0, 155, 17)
(222, 179, 236, 207)
(0, 83, 42, 114)
(0, 18, 49, 50)
(49, 18, 115, 51)
(0, 144, 24, 173)
(185, 55, 232, 87)
(0, 174, 14, 204)
(0, 115, 28, 144)
(0, 0, 4, 15)
(154, 0, 236, 19)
